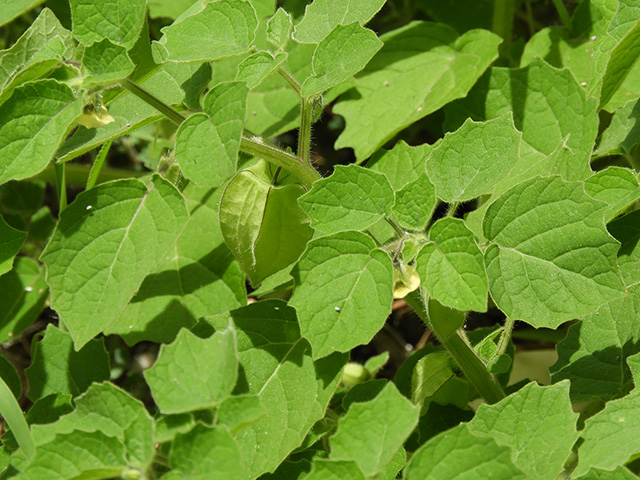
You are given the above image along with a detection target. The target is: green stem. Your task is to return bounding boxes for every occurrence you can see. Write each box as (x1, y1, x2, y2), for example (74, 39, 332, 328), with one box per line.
(446, 201, 459, 218)
(405, 290, 505, 404)
(54, 162, 67, 211)
(385, 217, 406, 238)
(121, 78, 186, 125)
(32, 163, 146, 186)
(298, 95, 314, 164)
(0, 377, 35, 460)
(240, 134, 320, 188)
(496, 316, 515, 356)
(551, 0, 571, 27)
(86, 139, 112, 190)
(492, 0, 514, 62)
(277, 67, 302, 95)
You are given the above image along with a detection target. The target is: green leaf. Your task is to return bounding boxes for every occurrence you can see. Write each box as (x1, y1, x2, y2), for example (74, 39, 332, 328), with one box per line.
(584, 166, 640, 222)
(367, 140, 431, 189)
(144, 326, 238, 414)
(411, 352, 455, 405)
(298, 165, 395, 234)
(404, 424, 526, 479)
(105, 184, 246, 345)
(303, 459, 366, 480)
(573, 353, 640, 477)
(236, 51, 287, 89)
(154, 413, 195, 444)
(577, 466, 640, 480)
(163, 425, 247, 480)
(25, 325, 109, 402)
(216, 395, 265, 434)
(334, 23, 501, 160)
(596, 98, 640, 156)
(301, 23, 382, 96)
(391, 173, 436, 231)
(30, 382, 154, 470)
(162, 0, 258, 62)
(468, 381, 579, 479)
(19, 430, 127, 480)
(0, 215, 26, 275)
(267, 8, 293, 49)
(293, 0, 385, 44)
(290, 231, 394, 358)
(329, 383, 419, 477)
(0, 0, 47, 27)
(0, 9, 74, 105)
(599, 17, 640, 111)
(426, 114, 522, 202)
(204, 300, 346, 479)
(41, 175, 189, 348)
(0, 374, 35, 461)
(552, 285, 640, 402)
(445, 59, 598, 182)
(220, 163, 313, 286)
(483, 176, 626, 328)
(175, 81, 247, 187)
(609, 210, 640, 287)
(416, 218, 488, 312)
(70, 0, 146, 49)
(0, 79, 82, 185)
(81, 39, 135, 86)
(0, 258, 48, 343)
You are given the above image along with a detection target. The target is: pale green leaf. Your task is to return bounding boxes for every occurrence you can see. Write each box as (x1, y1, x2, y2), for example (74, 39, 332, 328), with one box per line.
(162, 0, 258, 62)
(267, 8, 293, 49)
(298, 165, 394, 234)
(41, 175, 189, 348)
(19, 430, 127, 480)
(236, 51, 287, 89)
(577, 466, 639, 480)
(290, 231, 394, 358)
(220, 162, 313, 286)
(216, 395, 265, 434)
(25, 325, 110, 403)
(608, 210, 640, 287)
(405, 424, 527, 479)
(0, 373, 34, 461)
(573, 353, 640, 477)
(600, 17, 640, 111)
(175, 82, 247, 187)
(144, 326, 238, 414)
(0, 79, 82, 185)
(411, 352, 455, 405)
(203, 300, 347, 479)
(0, 258, 48, 343)
(596, 97, 640, 156)
(426, 114, 522, 202)
(416, 217, 488, 312)
(363, 351, 389, 378)
(367, 141, 432, 189)
(70, 0, 146, 48)
(30, 382, 154, 470)
(301, 23, 382, 96)
(334, 24, 501, 160)
(81, 38, 135, 86)
(468, 381, 579, 479)
(329, 383, 419, 476)
(0, 215, 26, 275)
(164, 425, 247, 480)
(445, 59, 598, 182)
(391, 173, 436, 231)
(148, 0, 202, 20)
(303, 460, 366, 480)
(584, 166, 640, 222)
(105, 184, 246, 345)
(293, 0, 385, 44)
(484, 176, 626, 328)
(154, 413, 195, 444)
(552, 284, 640, 401)
(0, 0, 46, 27)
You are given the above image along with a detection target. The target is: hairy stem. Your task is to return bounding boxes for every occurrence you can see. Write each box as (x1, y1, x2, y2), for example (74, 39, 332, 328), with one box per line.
(551, 0, 571, 27)
(492, 0, 514, 63)
(298, 95, 314, 164)
(405, 290, 506, 404)
(121, 79, 186, 125)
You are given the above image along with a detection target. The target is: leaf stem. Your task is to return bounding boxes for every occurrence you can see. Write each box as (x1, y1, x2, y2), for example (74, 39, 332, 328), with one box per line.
(496, 316, 515, 356)
(551, 0, 571, 27)
(120, 78, 186, 125)
(277, 67, 302, 95)
(492, 0, 514, 63)
(385, 217, 406, 239)
(32, 163, 146, 186)
(54, 162, 67, 211)
(405, 290, 506, 404)
(86, 139, 112, 190)
(446, 202, 459, 218)
(239, 134, 321, 188)
(298, 95, 314, 164)
(0, 377, 35, 460)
